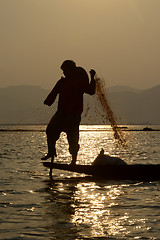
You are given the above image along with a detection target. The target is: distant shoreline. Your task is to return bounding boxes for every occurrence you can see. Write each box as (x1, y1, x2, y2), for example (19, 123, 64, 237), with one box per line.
(0, 124, 160, 132)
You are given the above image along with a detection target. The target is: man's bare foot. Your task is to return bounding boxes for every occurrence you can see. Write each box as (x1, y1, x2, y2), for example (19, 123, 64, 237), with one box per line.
(70, 161, 76, 166)
(41, 154, 51, 160)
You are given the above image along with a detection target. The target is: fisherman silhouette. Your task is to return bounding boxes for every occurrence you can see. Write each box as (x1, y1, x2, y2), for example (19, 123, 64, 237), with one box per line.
(41, 60, 96, 165)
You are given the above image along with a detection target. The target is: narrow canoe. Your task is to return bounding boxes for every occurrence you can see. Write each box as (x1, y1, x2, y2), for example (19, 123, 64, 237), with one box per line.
(43, 162, 160, 181)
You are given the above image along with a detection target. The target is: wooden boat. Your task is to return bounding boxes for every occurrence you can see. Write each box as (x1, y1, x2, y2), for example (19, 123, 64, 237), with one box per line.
(43, 162, 160, 181)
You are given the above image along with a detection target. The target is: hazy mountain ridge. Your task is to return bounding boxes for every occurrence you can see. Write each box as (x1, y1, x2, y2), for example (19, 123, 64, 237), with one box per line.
(107, 85, 160, 124)
(107, 85, 142, 94)
(0, 85, 56, 124)
(0, 84, 160, 124)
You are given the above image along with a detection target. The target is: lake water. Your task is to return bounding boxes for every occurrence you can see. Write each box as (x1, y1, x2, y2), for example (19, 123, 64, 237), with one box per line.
(0, 125, 160, 240)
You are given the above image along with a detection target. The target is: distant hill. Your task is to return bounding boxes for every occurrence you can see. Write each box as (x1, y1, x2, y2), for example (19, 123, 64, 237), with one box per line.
(107, 85, 142, 94)
(0, 84, 160, 124)
(0, 85, 57, 124)
(107, 84, 160, 124)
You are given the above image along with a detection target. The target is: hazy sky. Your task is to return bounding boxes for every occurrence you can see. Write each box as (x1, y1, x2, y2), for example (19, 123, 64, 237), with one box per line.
(1, 0, 160, 89)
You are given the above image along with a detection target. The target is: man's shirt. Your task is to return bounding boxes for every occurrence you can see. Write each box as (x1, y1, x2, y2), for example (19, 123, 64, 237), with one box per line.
(44, 67, 95, 115)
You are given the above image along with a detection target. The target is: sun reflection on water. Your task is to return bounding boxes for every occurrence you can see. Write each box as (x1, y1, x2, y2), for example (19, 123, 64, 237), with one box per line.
(71, 182, 130, 238)
(1, 124, 160, 239)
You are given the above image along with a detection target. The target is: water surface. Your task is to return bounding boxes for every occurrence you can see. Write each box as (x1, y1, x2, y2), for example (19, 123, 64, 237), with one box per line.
(0, 125, 160, 239)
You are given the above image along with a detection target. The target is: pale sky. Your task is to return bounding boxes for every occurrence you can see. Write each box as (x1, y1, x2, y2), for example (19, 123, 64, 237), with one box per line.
(1, 0, 160, 89)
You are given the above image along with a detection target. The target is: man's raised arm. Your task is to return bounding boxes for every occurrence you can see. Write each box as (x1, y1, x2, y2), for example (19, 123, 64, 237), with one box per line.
(85, 69, 96, 95)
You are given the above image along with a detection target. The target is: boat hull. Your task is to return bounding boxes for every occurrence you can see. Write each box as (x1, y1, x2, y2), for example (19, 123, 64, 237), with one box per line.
(43, 162, 160, 181)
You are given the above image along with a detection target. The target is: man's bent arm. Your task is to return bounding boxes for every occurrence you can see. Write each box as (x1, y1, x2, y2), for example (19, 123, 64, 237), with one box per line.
(44, 79, 61, 106)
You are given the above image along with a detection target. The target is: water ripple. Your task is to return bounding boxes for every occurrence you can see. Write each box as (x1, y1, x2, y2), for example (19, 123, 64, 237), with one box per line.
(0, 125, 160, 239)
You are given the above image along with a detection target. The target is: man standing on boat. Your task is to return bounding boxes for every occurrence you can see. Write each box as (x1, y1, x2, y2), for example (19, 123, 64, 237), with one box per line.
(41, 60, 96, 165)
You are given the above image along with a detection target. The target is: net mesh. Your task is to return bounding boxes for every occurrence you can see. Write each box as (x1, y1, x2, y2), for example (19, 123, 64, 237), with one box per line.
(95, 76, 126, 146)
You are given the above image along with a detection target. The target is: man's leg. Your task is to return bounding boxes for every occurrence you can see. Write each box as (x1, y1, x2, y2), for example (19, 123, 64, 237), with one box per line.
(41, 112, 61, 160)
(66, 115, 81, 165)
(67, 135, 80, 165)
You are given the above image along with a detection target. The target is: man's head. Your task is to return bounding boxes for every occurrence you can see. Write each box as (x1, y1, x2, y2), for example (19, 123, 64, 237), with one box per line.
(61, 60, 76, 77)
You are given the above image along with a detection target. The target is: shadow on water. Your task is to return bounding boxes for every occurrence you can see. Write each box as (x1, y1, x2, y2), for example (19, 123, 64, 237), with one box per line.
(40, 175, 140, 240)
(39, 177, 110, 239)
(38, 170, 160, 239)
(41, 177, 88, 239)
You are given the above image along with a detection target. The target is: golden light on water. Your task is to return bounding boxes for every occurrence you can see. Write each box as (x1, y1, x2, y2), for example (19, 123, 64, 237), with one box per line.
(71, 182, 130, 237)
